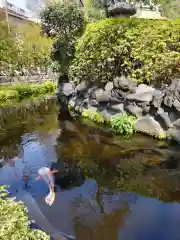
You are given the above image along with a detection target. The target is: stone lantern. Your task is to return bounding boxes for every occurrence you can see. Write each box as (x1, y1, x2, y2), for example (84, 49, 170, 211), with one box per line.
(108, 0, 136, 18)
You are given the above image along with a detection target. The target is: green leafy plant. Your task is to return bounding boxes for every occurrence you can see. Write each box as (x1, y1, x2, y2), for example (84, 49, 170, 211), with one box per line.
(69, 18, 180, 85)
(0, 185, 49, 239)
(41, 1, 85, 75)
(110, 114, 136, 138)
(82, 108, 106, 123)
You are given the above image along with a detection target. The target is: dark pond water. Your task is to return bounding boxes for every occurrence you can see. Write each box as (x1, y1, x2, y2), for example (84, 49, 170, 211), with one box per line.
(1, 99, 180, 240)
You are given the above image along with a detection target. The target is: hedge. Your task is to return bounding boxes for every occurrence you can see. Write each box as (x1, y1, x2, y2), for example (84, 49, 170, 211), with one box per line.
(69, 18, 180, 85)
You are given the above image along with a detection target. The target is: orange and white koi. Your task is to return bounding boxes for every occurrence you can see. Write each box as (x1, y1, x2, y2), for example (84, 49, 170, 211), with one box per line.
(36, 167, 58, 206)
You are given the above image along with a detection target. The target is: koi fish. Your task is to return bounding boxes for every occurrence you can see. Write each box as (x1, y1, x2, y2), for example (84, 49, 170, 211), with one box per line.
(36, 167, 58, 206)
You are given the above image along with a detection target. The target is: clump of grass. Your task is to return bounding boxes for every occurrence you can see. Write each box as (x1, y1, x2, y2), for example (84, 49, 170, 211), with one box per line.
(81, 108, 106, 124)
(0, 80, 56, 105)
(110, 113, 136, 138)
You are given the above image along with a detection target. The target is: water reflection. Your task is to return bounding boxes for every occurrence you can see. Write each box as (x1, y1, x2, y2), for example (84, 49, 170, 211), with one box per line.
(0, 100, 180, 239)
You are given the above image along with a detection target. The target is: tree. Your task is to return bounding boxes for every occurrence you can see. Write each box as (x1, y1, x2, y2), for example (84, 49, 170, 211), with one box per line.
(41, 1, 85, 76)
(15, 23, 53, 73)
(0, 21, 18, 77)
(153, 0, 180, 18)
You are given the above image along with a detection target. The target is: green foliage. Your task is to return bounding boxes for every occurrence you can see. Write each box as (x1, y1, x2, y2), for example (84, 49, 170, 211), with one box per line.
(81, 108, 106, 123)
(153, 0, 180, 19)
(0, 90, 18, 102)
(83, 0, 105, 22)
(41, 1, 85, 74)
(0, 22, 19, 76)
(69, 18, 180, 85)
(0, 81, 56, 104)
(110, 114, 136, 138)
(0, 185, 49, 239)
(0, 21, 53, 77)
(16, 23, 53, 73)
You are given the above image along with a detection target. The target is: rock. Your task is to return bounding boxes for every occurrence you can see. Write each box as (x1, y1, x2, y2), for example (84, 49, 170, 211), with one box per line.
(110, 89, 126, 101)
(68, 99, 76, 108)
(168, 129, 180, 143)
(100, 109, 115, 120)
(172, 118, 180, 129)
(173, 98, 180, 111)
(140, 103, 151, 115)
(60, 83, 74, 97)
(155, 108, 171, 130)
(90, 99, 99, 106)
(95, 89, 110, 103)
(86, 86, 97, 98)
(75, 81, 89, 97)
(152, 90, 164, 108)
(110, 103, 125, 113)
(124, 102, 143, 118)
(136, 84, 154, 94)
(126, 92, 153, 103)
(134, 116, 165, 138)
(108, 2, 136, 17)
(163, 79, 180, 107)
(163, 106, 180, 123)
(109, 95, 122, 103)
(75, 81, 88, 92)
(167, 118, 180, 143)
(105, 82, 113, 93)
(164, 95, 173, 107)
(113, 75, 137, 92)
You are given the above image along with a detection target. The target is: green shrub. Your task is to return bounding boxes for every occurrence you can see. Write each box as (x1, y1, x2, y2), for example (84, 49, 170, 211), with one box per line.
(43, 80, 56, 93)
(110, 114, 136, 138)
(0, 185, 49, 239)
(69, 18, 180, 85)
(0, 90, 18, 102)
(12, 84, 33, 100)
(0, 81, 56, 104)
(81, 108, 106, 124)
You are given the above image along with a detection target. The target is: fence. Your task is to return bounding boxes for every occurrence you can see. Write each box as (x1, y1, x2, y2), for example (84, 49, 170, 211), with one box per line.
(0, 72, 59, 85)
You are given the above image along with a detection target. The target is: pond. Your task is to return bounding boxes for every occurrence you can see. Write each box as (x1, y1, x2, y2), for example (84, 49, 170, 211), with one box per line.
(1, 99, 180, 240)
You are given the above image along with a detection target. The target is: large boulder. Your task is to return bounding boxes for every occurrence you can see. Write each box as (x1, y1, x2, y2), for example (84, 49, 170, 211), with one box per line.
(110, 103, 125, 113)
(152, 90, 164, 108)
(113, 75, 137, 93)
(75, 81, 88, 92)
(75, 81, 89, 98)
(126, 92, 153, 103)
(105, 82, 113, 93)
(136, 84, 154, 94)
(59, 82, 74, 97)
(124, 102, 143, 118)
(155, 108, 171, 130)
(126, 84, 155, 103)
(134, 116, 165, 138)
(94, 89, 110, 103)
